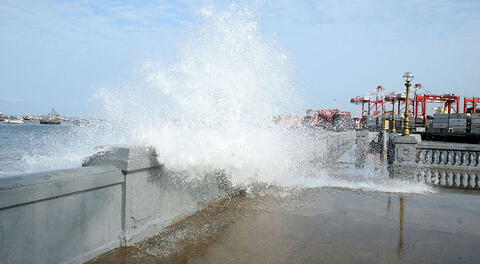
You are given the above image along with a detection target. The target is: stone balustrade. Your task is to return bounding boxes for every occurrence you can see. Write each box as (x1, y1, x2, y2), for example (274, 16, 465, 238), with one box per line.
(416, 142, 480, 167)
(416, 169, 480, 189)
(389, 136, 480, 189)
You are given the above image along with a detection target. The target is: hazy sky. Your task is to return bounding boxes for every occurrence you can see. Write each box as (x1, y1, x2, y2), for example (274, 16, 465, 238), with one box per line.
(1, 0, 480, 116)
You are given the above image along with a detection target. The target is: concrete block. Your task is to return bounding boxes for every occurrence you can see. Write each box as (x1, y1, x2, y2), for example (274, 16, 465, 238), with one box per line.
(82, 147, 130, 172)
(0, 167, 124, 264)
(82, 146, 162, 173)
(82, 146, 230, 247)
(355, 130, 369, 168)
(389, 163, 418, 181)
(411, 134, 422, 142)
(392, 135, 418, 164)
(1, 145, 236, 264)
(121, 167, 229, 246)
(0, 166, 123, 209)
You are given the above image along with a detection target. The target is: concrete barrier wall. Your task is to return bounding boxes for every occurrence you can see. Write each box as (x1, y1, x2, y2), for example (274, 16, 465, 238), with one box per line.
(0, 166, 124, 264)
(0, 146, 229, 264)
(83, 146, 229, 246)
(326, 131, 355, 162)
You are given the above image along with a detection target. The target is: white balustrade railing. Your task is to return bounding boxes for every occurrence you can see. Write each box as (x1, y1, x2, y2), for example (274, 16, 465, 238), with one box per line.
(417, 149, 480, 167)
(414, 141, 480, 189)
(415, 169, 480, 189)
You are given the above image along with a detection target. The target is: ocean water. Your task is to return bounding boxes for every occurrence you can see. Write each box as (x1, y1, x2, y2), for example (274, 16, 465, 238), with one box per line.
(0, 122, 110, 177)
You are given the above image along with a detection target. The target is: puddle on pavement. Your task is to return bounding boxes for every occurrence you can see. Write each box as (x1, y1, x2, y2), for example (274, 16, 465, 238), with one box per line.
(88, 188, 480, 264)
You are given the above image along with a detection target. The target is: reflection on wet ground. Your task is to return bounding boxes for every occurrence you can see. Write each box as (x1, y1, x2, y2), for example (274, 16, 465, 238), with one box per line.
(89, 188, 480, 264)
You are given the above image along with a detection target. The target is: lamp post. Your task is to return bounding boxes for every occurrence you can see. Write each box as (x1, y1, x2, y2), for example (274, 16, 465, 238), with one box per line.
(382, 110, 387, 131)
(402, 72, 414, 136)
(391, 97, 396, 134)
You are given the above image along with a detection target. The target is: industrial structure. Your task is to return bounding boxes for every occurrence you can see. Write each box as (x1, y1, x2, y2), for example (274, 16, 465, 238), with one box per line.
(464, 97, 480, 113)
(351, 84, 480, 141)
(350, 85, 386, 117)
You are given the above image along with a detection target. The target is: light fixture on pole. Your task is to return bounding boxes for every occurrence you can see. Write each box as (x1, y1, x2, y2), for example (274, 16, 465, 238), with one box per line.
(402, 72, 414, 136)
(391, 96, 396, 134)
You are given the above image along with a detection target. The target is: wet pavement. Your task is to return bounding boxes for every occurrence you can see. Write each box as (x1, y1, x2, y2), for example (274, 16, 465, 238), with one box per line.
(88, 188, 480, 264)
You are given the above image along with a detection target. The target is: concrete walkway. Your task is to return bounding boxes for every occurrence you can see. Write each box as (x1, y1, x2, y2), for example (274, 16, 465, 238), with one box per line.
(88, 188, 480, 264)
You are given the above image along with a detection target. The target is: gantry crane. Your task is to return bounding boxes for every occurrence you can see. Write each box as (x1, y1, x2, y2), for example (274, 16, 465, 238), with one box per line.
(350, 85, 386, 118)
(464, 97, 480, 113)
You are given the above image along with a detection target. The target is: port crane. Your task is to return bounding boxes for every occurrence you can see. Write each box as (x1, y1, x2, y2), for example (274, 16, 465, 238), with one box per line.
(350, 85, 386, 118)
(352, 83, 467, 128)
(413, 94, 461, 120)
(464, 97, 480, 113)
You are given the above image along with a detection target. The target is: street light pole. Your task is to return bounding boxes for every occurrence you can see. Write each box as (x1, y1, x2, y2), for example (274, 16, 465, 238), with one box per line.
(391, 98, 396, 134)
(382, 102, 387, 131)
(402, 72, 414, 136)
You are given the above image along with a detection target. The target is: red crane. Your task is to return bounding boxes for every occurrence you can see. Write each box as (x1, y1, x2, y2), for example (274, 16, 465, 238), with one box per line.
(464, 97, 480, 113)
(350, 85, 386, 118)
(414, 94, 461, 121)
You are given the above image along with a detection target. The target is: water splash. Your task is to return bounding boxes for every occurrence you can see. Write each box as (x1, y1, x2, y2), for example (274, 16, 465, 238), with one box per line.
(17, 122, 117, 174)
(93, 5, 432, 194)
(97, 6, 304, 183)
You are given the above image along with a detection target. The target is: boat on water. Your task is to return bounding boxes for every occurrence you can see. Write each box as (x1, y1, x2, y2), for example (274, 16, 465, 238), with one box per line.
(3, 119, 24, 124)
(40, 118, 62, 125)
(39, 108, 64, 125)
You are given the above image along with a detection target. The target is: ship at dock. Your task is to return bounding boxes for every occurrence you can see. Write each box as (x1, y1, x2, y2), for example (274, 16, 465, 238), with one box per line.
(39, 108, 66, 125)
(1, 112, 25, 124)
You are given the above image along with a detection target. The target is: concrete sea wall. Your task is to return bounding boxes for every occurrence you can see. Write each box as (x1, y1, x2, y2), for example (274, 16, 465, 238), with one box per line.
(0, 146, 229, 264)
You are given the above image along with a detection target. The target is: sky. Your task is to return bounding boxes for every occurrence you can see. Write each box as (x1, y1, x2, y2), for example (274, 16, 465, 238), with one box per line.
(1, 0, 480, 117)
